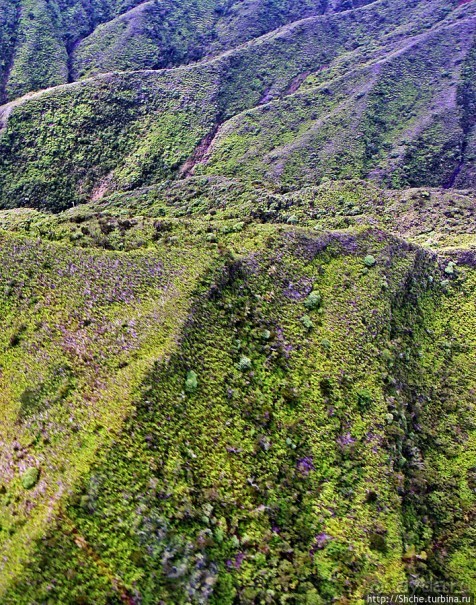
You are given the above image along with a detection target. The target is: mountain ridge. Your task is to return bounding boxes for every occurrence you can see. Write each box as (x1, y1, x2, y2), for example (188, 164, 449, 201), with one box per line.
(0, 0, 474, 211)
(0, 0, 475, 602)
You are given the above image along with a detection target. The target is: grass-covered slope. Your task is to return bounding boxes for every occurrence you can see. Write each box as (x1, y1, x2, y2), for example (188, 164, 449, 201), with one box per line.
(0, 220, 220, 597)
(0, 0, 147, 102)
(198, 16, 476, 189)
(0, 216, 474, 603)
(0, 0, 349, 101)
(70, 0, 223, 80)
(0, 0, 474, 211)
(1, 0, 378, 99)
(70, 0, 379, 79)
(0, 0, 20, 104)
(1, 177, 475, 252)
(4, 0, 69, 102)
(0, 67, 222, 211)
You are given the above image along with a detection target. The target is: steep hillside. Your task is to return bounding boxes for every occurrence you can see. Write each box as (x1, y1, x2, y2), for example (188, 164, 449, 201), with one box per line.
(0, 0, 474, 211)
(0, 0, 376, 103)
(0, 207, 475, 602)
(0, 0, 474, 602)
(70, 0, 381, 80)
(198, 17, 476, 189)
(0, 0, 147, 102)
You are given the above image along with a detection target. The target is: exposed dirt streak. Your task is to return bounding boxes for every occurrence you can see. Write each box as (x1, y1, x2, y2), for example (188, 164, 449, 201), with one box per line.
(444, 141, 468, 189)
(179, 122, 222, 177)
(284, 71, 311, 96)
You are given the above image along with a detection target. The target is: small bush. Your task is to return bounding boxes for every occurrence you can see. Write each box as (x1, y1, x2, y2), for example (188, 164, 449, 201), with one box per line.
(363, 255, 376, 268)
(304, 291, 321, 310)
(21, 467, 39, 490)
(444, 261, 456, 275)
(237, 356, 252, 371)
(356, 388, 373, 410)
(185, 370, 198, 393)
(9, 324, 27, 348)
(304, 589, 324, 605)
(369, 532, 387, 553)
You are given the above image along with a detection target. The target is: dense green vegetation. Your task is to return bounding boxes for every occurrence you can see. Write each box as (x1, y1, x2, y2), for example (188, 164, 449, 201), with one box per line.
(0, 0, 474, 212)
(0, 0, 148, 101)
(0, 0, 20, 104)
(0, 0, 370, 102)
(0, 0, 475, 602)
(0, 203, 475, 602)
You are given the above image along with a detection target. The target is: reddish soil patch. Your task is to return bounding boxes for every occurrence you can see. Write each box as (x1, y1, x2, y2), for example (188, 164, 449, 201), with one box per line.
(179, 123, 221, 177)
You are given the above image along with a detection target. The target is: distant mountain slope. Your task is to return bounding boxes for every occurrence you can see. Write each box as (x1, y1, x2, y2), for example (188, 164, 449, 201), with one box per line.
(0, 0, 156, 102)
(198, 17, 476, 189)
(0, 0, 20, 103)
(0, 0, 473, 211)
(0, 0, 374, 102)
(71, 0, 380, 80)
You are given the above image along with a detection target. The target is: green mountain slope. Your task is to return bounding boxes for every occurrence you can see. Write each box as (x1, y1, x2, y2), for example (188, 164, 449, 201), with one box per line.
(1, 0, 384, 103)
(198, 17, 476, 189)
(70, 0, 381, 80)
(0, 0, 474, 602)
(0, 0, 148, 102)
(0, 0, 474, 211)
(0, 205, 475, 602)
